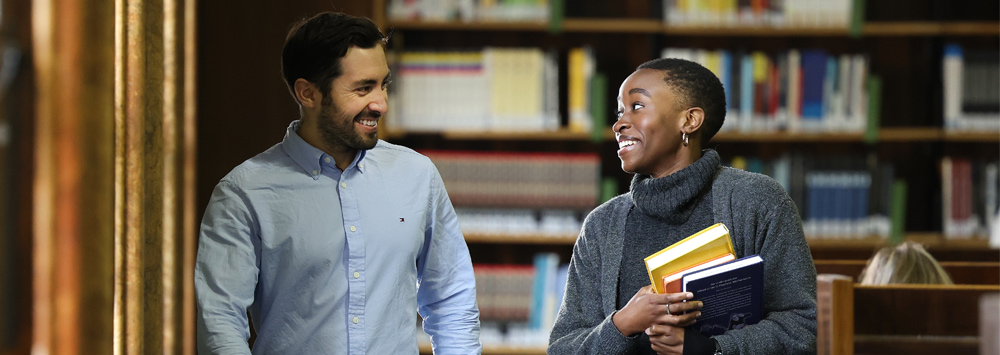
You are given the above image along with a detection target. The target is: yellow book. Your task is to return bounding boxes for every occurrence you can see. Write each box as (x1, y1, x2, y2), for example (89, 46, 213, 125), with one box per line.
(644, 223, 735, 294)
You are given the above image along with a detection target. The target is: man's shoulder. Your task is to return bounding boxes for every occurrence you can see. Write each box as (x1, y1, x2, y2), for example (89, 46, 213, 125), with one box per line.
(368, 140, 435, 170)
(218, 143, 294, 185)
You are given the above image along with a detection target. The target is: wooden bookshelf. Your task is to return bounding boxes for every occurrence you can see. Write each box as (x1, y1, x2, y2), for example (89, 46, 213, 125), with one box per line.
(809, 233, 996, 249)
(464, 232, 578, 245)
(388, 19, 999, 37)
(462, 231, 995, 249)
(943, 130, 1000, 142)
(384, 128, 998, 143)
(419, 342, 547, 355)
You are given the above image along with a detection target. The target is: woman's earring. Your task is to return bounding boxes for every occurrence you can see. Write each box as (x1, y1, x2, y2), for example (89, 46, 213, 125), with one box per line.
(682, 132, 689, 147)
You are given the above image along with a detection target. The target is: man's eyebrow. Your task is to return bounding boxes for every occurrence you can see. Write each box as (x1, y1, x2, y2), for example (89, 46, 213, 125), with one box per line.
(352, 79, 378, 87)
(629, 88, 650, 97)
(351, 73, 392, 87)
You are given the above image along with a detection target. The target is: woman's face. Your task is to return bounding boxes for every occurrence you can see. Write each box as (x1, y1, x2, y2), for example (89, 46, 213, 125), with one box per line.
(614, 69, 687, 178)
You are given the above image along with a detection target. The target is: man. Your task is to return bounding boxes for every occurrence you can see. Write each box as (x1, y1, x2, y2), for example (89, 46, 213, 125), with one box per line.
(195, 12, 482, 354)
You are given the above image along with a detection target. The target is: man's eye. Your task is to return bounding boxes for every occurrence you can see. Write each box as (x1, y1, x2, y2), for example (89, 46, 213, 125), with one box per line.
(358, 86, 373, 94)
(632, 103, 643, 111)
(382, 80, 393, 90)
(615, 109, 624, 118)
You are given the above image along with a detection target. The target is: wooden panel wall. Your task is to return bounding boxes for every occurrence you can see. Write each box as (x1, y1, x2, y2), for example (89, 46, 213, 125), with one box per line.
(31, 0, 197, 353)
(195, 1, 372, 215)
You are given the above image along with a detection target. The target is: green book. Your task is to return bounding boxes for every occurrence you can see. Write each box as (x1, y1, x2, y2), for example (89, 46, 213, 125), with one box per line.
(548, 0, 564, 34)
(850, 0, 866, 38)
(864, 75, 881, 145)
(590, 72, 608, 143)
(889, 180, 907, 245)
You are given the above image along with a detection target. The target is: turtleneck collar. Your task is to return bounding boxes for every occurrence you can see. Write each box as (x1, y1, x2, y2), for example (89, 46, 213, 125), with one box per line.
(629, 150, 721, 223)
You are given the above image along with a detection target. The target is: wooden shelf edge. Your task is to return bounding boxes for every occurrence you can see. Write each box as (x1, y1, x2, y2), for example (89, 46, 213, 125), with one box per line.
(943, 130, 1000, 142)
(387, 20, 999, 36)
(419, 342, 547, 355)
(385, 128, 996, 143)
(464, 232, 578, 245)
(807, 234, 996, 249)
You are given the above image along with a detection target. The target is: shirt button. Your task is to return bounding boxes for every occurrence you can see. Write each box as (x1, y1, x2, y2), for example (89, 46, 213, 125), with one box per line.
(359, 163, 364, 169)
(340, 182, 347, 188)
(325, 157, 331, 163)
(350, 226, 357, 232)
(353, 316, 359, 324)
(312, 170, 318, 176)
(354, 271, 360, 279)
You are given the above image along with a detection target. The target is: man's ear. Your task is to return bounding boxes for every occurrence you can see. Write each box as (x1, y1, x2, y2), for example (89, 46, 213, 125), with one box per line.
(294, 78, 320, 109)
(680, 107, 705, 135)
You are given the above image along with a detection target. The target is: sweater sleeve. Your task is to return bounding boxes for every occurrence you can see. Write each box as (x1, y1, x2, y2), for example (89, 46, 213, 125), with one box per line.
(714, 169, 818, 355)
(548, 204, 638, 355)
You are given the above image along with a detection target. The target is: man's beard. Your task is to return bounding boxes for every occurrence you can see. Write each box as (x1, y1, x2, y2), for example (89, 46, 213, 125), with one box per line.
(318, 95, 379, 152)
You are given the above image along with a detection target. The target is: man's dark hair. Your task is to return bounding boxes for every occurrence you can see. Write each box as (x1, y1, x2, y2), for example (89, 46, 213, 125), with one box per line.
(281, 12, 388, 103)
(636, 58, 727, 144)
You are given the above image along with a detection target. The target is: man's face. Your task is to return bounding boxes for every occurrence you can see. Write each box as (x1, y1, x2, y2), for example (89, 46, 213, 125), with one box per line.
(614, 68, 686, 178)
(318, 45, 390, 152)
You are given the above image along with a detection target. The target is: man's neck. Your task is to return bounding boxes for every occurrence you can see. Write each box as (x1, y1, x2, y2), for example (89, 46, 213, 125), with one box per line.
(297, 117, 357, 171)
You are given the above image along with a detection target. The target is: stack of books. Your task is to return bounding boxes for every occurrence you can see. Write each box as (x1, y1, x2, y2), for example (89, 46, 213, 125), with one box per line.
(391, 48, 559, 133)
(644, 223, 764, 336)
(942, 43, 1000, 132)
(423, 150, 601, 209)
(662, 0, 856, 28)
(941, 157, 999, 239)
(663, 48, 871, 134)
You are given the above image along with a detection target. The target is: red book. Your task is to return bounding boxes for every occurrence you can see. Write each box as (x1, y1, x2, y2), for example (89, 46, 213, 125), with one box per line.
(661, 253, 736, 294)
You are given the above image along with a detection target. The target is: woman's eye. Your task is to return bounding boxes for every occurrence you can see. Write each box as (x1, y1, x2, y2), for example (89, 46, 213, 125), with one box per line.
(615, 109, 624, 118)
(632, 103, 643, 111)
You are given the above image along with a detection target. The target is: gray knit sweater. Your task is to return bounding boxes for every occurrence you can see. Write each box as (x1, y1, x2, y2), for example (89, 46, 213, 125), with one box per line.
(548, 151, 817, 355)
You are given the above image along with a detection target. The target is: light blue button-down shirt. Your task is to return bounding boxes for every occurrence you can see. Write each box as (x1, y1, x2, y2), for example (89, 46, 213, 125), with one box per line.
(196, 120, 481, 354)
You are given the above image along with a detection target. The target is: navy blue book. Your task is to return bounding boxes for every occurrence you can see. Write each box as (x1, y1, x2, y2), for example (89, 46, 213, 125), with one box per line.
(681, 254, 764, 337)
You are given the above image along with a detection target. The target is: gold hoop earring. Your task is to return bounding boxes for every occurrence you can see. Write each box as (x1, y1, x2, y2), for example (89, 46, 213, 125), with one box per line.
(682, 132, 689, 147)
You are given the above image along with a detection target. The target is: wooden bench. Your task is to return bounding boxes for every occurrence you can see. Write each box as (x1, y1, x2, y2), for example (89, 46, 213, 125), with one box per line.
(814, 260, 1000, 285)
(817, 275, 1000, 355)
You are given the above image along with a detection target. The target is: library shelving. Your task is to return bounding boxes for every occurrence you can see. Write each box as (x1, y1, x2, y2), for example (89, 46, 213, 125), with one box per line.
(370, 0, 999, 353)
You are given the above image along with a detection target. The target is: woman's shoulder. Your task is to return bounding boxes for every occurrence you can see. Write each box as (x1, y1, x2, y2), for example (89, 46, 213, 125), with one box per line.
(584, 193, 632, 224)
(713, 166, 790, 204)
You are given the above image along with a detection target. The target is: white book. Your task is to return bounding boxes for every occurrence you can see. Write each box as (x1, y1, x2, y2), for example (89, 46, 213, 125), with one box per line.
(943, 44, 964, 129)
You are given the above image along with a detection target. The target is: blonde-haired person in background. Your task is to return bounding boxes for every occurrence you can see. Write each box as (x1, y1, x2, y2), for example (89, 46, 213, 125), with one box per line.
(858, 241, 954, 285)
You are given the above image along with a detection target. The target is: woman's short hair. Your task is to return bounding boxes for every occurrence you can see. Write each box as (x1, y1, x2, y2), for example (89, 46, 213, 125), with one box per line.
(858, 241, 954, 285)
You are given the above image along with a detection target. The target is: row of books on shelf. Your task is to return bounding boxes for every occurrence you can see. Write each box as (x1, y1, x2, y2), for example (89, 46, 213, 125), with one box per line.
(390, 49, 560, 132)
(423, 150, 600, 209)
(727, 154, 894, 239)
(941, 157, 999, 239)
(388, 0, 550, 23)
(457, 208, 583, 236)
(667, 48, 872, 134)
(662, 0, 856, 28)
(417, 253, 567, 347)
(942, 43, 1000, 132)
(388, 45, 877, 136)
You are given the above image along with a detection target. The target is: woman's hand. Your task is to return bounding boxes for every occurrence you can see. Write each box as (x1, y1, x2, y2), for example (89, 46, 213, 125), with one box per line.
(646, 323, 683, 355)
(611, 285, 702, 336)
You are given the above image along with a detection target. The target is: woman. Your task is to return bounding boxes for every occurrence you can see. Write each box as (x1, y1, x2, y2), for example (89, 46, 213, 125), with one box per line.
(858, 241, 954, 285)
(548, 58, 816, 355)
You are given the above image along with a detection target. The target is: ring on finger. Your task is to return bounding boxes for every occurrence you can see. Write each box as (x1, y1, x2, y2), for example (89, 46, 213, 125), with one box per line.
(666, 302, 672, 315)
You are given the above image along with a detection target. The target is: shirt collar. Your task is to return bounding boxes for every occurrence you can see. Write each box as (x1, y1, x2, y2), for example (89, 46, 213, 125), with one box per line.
(281, 120, 369, 179)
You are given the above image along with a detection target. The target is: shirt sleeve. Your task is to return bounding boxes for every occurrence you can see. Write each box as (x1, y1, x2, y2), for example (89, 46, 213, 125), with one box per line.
(195, 180, 259, 355)
(549, 210, 639, 354)
(415, 167, 483, 354)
